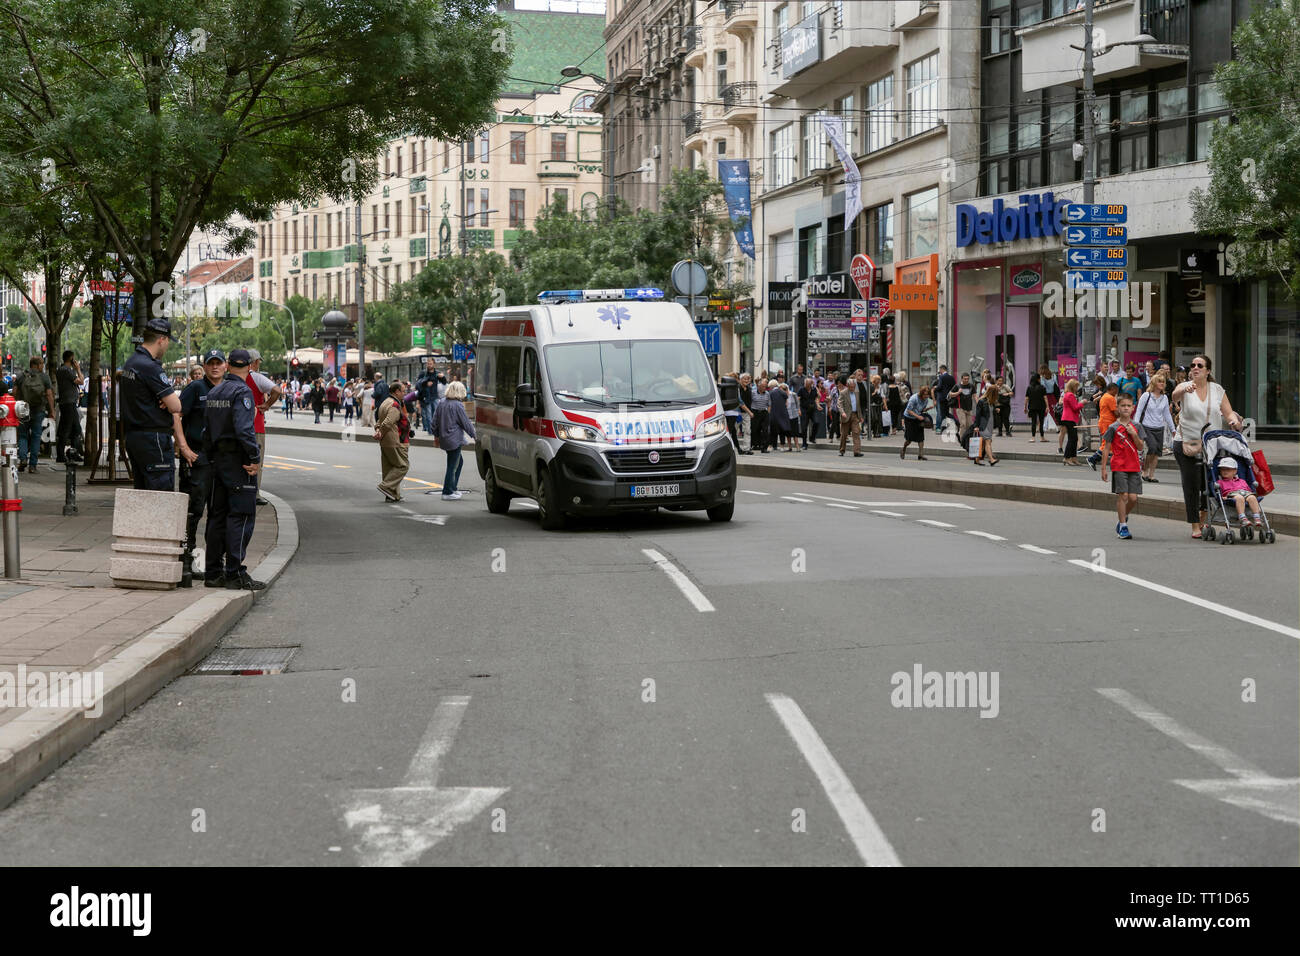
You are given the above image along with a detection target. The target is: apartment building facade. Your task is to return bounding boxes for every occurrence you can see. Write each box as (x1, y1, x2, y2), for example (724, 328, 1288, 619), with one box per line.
(952, 0, 1295, 435)
(253, 8, 605, 313)
(751, 0, 981, 382)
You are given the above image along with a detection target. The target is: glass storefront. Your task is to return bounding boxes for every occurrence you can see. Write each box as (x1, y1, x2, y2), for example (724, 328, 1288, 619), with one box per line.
(1260, 282, 1299, 429)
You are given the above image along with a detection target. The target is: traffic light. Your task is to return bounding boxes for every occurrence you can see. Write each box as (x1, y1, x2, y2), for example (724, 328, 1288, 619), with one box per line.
(290, 357, 300, 369)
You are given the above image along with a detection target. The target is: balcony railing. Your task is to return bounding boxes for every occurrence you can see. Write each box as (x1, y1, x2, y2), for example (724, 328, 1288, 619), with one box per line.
(721, 81, 756, 111)
(722, 0, 750, 19)
(683, 110, 702, 136)
(1140, 0, 1189, 47)
(678, 25, 701, 53)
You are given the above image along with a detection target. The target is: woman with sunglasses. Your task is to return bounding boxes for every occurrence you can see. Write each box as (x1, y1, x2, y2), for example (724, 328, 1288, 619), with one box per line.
(1170, 354, 1244, 538)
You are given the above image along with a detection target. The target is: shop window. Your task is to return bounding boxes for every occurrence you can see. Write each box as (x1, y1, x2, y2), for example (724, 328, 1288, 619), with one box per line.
(906, 187, 939, 259)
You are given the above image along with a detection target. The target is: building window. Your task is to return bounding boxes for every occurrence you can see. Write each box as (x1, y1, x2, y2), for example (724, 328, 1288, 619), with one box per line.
(798, 223, 824, 279)
(553, 187, 568, 210)
(395, 201, 402, 238)
(444, 143, 451, 169)
(396, 146, 402, 178)
(479, 130, 490, 161)
(509, 189, 525, 228)
(383, 203, 390, 232)
(466, 188, 475, 223)
(1016, 103, 1042, 151)
(715, 50, 727, 94)
(905, 187, 939, 258)
(480, 188, 490, 226)
(801, 111, 827, 176)
(1157, 78, 1190, 167)
(465, 137, 475, 163)
(1195, 77, 1229, 161)
(551, 133, 567, 161)
(510, 131, 526, 164)
(905, 53, 940, 136)
(866, 202, 893, 266)
(421, 140, 427, 172)
(866, 74, 894, 153)
(716, 139, 727, 159)
(834, 93, 857, 154)
(770, 123, 796, 188)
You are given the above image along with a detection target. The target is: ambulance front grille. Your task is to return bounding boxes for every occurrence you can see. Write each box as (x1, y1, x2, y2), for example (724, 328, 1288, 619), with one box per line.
(604, 448, 694, 473)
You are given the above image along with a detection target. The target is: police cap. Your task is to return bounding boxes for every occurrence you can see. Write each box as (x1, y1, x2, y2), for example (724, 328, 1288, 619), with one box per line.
(228, 348, 253, 368)
(145, 317, 172, 336)
(203, 348, 226, 364)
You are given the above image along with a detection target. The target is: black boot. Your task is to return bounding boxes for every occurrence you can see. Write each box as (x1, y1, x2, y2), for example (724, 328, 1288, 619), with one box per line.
(179, 552, 194, 588)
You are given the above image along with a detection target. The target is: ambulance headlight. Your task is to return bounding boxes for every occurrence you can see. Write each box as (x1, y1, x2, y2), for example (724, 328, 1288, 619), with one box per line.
(694, 416, 726, 439)
(554, 421, 602, 442)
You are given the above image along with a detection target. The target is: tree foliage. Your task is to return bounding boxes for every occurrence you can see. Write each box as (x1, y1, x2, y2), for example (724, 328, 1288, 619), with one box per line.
(0, 0, 511, 327)
(1191, 0, 1300, 301)
(393, 250, 523, 345)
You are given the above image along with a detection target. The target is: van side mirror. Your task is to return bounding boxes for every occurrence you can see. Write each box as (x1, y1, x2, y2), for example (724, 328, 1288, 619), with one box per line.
(718, 377, 740, 412)
(514, 383, 539, 419)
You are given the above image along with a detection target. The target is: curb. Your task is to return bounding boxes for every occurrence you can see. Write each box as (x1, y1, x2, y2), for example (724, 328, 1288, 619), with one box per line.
(0, 491, 300, 810)
(735, 459, 1299, 538)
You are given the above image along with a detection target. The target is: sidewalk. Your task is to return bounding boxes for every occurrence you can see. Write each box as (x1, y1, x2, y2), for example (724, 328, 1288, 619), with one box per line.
(0, 463, 298, 807)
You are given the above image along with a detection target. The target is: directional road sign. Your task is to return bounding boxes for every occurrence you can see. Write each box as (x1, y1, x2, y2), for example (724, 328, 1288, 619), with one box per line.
(452, 343, 474, 361)
(695, 322, 721, 355)
(1066, 269, 1128, 290)
(1066, 247, 1129, 268)
(1065, 203, 1127, 224)
(1064, 225, 1127, 246)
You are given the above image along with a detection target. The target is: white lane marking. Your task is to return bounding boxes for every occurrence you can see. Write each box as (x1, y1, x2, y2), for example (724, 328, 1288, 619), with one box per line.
(781, 496, 812, 503)
(1019, 544, 1057, 554)
(796, 493, 974, 510)
(916, 519, 955, 528)
(641, 549, 715, 613)
(766, 693, 902, 867)
(1070, 560, 1300, 640)
(394, 505, 416, 515)
(740, 489, 770, 496)
(826, 503, 859, 510)
(965, 530, 1006, 541)
(406, 514, 449, 526)
(267, 454, 326, 465)
(870, 510, 906, 517)
(341, 696, 509, 865)
(1098, 688, 1298, 826)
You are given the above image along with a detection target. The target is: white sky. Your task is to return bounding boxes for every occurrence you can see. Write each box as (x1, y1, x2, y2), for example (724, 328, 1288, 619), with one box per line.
(509, 0, 606, 12)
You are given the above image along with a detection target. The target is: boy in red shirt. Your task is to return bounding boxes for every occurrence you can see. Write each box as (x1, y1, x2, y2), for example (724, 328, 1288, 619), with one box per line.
(1102, 394, 1143, 539)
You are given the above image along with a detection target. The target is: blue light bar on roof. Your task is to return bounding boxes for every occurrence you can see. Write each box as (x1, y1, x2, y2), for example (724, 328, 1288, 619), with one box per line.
(537, 287, 665, 304)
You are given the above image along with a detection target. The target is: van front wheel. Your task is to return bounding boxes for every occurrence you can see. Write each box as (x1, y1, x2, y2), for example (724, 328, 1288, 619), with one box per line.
(706, 501, 734, 522)
(536, 468, 567, 531)
(484, 463, 513, 514)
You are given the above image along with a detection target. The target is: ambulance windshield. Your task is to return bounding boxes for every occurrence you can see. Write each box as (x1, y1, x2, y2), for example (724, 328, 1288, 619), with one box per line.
(545, 340, 713, 407)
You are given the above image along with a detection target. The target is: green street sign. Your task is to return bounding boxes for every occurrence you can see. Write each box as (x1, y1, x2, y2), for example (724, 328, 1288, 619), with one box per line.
(411, 326, 427, 349)
(428, 328, 448, 350)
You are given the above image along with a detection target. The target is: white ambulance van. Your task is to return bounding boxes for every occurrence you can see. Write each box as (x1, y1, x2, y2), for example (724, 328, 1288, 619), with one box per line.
(472, 287, 738, 530)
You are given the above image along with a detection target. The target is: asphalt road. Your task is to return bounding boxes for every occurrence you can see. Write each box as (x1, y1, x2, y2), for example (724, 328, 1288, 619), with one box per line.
(1, 433, 1296, 866)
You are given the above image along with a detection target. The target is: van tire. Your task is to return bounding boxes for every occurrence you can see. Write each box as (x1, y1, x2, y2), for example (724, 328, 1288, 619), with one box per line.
(706, 501, 734, 522)
(536, 468, 567, 531)
(483, 462, 513, 514)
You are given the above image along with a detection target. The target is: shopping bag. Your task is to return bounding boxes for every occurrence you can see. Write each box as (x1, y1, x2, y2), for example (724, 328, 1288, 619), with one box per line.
(967, 436, 982, 459)
(881, 409, 892, 430)
(1252, 450, 1274, 497)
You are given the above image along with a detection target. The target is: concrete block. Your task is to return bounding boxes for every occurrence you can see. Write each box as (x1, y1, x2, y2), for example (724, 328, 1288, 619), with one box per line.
(109, 556, 182, 588)
(110, 539, 185, 557)
(112, 489, 187, 540)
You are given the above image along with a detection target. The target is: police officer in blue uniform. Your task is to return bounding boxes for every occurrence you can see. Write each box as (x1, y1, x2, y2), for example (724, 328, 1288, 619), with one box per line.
(120, 317, 184, 490)
(202, 349, 265, 590)
(177, 349, 226, 587)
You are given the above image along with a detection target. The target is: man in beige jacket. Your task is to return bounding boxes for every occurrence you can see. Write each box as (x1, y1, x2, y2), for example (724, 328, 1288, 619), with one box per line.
(373, 380, 409, 501)
(836, 375, 863, 457)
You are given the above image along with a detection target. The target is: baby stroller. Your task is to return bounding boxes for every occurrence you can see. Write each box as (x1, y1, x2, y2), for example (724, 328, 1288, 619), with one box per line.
(1202, 429, 1276, 545)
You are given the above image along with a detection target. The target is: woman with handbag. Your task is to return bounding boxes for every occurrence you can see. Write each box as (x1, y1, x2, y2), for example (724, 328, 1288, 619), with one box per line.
(972, 386, 1000, 465)
(1039, 364, 1062, 452)
(1170, 354, 1244, 538)
(900, 386, 933, 461)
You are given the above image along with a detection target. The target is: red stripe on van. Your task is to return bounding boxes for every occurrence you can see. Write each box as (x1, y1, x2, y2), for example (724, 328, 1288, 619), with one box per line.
(560, 410, 602, 431)
(480, 318, 535, 337)
(693, 404, 718, 430)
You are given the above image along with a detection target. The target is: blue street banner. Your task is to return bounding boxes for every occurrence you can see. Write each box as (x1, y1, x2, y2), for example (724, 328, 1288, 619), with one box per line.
(1065, 247, 1129, 268)
(1064, 224, 1127, 246)
(717, 160, 755, 260)
(1065, 203, 1127, 224)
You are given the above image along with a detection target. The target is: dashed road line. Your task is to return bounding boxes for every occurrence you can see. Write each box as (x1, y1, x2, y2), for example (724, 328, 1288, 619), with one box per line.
(641, 549, 715, 613)
(1070, 560, 1300, 640)
(1019, 544, 1056, 555)
(766, 693, 902, 867)
(781, 496, 812, 503)
(916, 519, 955, 529)
(870, 510, 906, 517)
(795, 493, 974, 509)
(740, 490, 770, 496)
(826, 503, 859, 510)
(965, 530, 1006, 541)
(267, 454, 325, 465)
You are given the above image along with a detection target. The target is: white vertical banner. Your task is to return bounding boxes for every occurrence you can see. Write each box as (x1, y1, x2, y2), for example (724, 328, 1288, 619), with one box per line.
(821, 114, 862, 231)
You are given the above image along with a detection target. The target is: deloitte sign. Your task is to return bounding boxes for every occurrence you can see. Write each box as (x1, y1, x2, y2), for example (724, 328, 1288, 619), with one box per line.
(956, 191, 1069, 247)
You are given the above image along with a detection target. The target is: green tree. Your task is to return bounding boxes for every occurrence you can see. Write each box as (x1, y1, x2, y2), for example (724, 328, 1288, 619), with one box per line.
(1191, 0, 1300, 302)
(0, 0, 511, 330)
(394, 249, 523, 346)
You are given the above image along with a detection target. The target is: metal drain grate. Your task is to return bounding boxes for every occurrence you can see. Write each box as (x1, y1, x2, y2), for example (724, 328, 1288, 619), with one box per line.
(191, 645, 300, 675)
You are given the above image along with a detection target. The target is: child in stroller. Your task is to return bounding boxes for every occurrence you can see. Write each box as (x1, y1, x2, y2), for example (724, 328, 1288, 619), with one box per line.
(1203, 429, 1276, 544)
(1214, 459, 1262, 530)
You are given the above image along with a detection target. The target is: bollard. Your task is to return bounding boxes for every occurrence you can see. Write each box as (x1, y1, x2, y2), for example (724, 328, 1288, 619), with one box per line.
(63, 445, 80, 516)
(2, 453, 19, 579)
